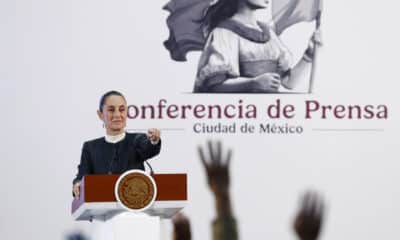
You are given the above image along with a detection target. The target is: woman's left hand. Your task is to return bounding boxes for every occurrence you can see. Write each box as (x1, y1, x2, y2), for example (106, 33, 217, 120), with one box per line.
(308, 29, 323, 53)
(312, 28, 322, 46)
(147, 128, 161, 143)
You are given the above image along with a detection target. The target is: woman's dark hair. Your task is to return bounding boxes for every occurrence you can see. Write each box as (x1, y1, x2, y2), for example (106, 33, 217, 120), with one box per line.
(200, 0, 239, 34)
(99, 90, 125, 112)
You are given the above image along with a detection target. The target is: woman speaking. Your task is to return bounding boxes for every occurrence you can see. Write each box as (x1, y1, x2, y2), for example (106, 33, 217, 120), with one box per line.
(72, 90, 161, 198)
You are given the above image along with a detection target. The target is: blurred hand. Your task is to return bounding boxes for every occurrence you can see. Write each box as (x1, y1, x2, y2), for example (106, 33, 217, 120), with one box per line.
(198, 140, 232, 196)
(294, 191, 325, 240)
(253, 73, 281, 92)
(172, 212, 191, 240)
(147, 128, 161, 143)
(73, 181, 81, 199)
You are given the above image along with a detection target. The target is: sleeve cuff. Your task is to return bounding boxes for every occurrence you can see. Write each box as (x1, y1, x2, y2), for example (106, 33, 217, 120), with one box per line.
(212, 215, 238, 240)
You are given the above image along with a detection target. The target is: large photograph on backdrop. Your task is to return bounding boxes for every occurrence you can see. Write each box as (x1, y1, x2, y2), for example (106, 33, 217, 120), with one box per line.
(164, 0, 322, 93)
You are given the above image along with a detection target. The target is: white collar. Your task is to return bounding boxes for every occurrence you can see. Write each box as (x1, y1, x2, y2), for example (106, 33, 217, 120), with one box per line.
(105, 132, 126, 144)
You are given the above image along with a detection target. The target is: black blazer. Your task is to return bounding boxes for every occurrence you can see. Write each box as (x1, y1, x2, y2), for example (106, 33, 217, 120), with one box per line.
(73, 133, 161, 184)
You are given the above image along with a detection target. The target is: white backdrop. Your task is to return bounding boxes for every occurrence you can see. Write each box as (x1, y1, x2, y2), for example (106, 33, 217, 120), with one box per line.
(1, 0, 400, 239)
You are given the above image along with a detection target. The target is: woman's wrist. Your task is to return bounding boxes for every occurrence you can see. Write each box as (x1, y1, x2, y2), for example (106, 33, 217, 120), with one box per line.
(209, 77, 260, 93)
(248, 77, 265, 93)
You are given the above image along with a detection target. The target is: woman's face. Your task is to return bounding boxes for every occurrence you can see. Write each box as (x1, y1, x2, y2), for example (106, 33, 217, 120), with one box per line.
(97, 95, 127, 135)
(246, 0, 269, 9)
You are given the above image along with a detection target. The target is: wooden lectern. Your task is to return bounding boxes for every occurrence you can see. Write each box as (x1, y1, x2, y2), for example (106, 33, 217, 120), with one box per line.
(72, 174, 187, 221)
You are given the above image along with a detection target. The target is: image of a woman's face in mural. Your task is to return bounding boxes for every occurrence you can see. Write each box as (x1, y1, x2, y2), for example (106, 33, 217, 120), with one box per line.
(164, 0, 322, 93)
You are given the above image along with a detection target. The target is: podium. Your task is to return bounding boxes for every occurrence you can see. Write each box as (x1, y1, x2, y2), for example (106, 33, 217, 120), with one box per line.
(71, 173, 187, 240)
(72, 173, 187, 220)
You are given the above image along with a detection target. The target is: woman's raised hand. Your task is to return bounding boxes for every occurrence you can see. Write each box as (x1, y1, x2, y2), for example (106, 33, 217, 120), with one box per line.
(147, 128, 161, 143)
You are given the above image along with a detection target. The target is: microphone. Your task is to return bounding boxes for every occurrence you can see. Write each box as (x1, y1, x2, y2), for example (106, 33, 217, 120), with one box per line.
(145, 160, 154, 175)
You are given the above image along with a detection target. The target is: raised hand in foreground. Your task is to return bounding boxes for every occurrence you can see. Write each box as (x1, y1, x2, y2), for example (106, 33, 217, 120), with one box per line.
(172, 212, 191, 240)
(294, 191, 325, 240)
(198, 140, 232, 197)
(198, 140, 238, 240)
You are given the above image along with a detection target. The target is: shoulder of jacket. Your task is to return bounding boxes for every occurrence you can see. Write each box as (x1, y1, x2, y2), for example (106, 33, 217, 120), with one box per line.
(84, 136, 105, 146)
